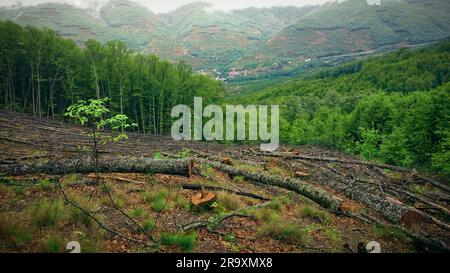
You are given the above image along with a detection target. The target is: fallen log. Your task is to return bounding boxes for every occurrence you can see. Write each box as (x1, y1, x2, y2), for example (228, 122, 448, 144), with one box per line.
(182, 183, 270, 201)
(0, 157, 193, 177)
(195, 158, 343, 211)
(249, 150, 410, 172)
(414, 174, 450, 193)
(251, 150, 450, 193)
(311, 164, 423, 226)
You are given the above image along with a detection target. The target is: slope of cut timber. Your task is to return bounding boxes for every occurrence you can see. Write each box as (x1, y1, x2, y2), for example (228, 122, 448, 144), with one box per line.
(0, 110, 448, 253)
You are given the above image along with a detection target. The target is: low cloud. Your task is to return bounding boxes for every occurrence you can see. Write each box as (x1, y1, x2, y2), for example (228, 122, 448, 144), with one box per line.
(0, 0, 334, 13)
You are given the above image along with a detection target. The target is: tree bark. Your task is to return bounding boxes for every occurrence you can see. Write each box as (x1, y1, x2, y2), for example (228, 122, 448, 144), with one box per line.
(195, 158, 343, 211)
(0, 157, 193, 177)
(313, 164, 423, 226)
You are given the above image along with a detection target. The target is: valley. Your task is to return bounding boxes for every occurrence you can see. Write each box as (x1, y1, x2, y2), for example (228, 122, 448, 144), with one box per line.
(0, 0, 449, 254)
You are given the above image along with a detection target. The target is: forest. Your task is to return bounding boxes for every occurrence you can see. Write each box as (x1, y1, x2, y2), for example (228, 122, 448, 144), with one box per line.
(0, 20, 449, 177)
(233, 42, 450, 176)
(0, 20, 224, 135)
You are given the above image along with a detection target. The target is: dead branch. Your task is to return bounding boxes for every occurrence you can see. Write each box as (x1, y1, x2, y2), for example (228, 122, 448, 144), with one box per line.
(182, 183, 270, 201)
(55, 178, 157, 249)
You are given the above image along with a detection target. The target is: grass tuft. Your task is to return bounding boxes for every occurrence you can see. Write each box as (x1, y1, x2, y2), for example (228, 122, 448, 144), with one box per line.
(129, 206, 147, 219)
(28, 199, 64, 227)
(160, 233, 197, 252)
(143, 219, 156, 233)
(38, 179, 53, 192)
(217, 191, 240, 211)
(143, 188, 171, 212)
(297, 205, 332, 224)
(258, 221, 307, 245)
(41, 236, 64, 253)
(373, 226, 412, 243)
(0, 213, 32, 248)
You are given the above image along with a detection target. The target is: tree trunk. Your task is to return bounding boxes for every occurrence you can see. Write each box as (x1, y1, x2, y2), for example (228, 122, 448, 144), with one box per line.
(313, 164, 423, 226)
(195, 158, 343, 211)
(1, 157, 193, 177)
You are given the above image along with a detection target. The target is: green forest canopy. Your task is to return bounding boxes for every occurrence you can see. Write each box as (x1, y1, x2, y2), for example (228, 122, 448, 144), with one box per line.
(233, 41, 450, 175)
(0, 20, 449, 175)
(0, 20, 224, 135)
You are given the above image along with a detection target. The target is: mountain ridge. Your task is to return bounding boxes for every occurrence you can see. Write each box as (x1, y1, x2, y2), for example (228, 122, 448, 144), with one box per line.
(1, 0, 449, 76)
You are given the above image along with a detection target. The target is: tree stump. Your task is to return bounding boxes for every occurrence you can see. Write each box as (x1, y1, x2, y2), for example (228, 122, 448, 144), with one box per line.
(190, 191, 217, 209)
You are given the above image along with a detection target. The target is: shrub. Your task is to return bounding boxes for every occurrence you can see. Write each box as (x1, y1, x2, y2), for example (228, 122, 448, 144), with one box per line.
(143, 188, 169, 203)
(151, 198, 169, 212)
(101, 182, 113, 193)
(174, 194, 189, 210)
(14, 185, 24, 195)
(268, 196, 291, 211)
(324, 227, 343, 245)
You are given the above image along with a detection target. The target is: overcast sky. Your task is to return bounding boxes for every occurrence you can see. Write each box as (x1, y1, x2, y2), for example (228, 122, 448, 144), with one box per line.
(0, 0, 334, 13)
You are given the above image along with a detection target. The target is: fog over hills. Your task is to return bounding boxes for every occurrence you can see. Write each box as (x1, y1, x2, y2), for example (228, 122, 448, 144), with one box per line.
(0, 0, 331, 13)
(0, 0, 448, 77)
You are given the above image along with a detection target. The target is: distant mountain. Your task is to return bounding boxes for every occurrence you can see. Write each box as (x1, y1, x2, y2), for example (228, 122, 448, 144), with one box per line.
(0, 0, 315, 70)
(0, 0, 449, 74)
(236, 0, 450, 69)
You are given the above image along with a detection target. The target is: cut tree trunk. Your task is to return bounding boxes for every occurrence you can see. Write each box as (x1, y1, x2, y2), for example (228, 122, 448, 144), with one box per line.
(195, 158, 343, 211)
(191, 192, 216, 207)
(0, 157, 193, 177)
(313, 164, 423, 226)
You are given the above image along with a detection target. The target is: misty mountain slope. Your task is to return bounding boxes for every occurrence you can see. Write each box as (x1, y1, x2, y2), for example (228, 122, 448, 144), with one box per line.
(0, 2, 155, 50)
(154, 2, 318, 69)
(233, 0, 450, 69)
(0, 0, 449, 73)
(230, 5, 318, 36)
(100, 0, 167, 31)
